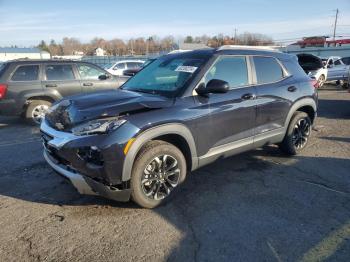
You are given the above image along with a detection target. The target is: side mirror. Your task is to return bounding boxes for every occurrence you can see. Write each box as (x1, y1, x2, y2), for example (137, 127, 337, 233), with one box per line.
(98, 74, 108, 80)
(196, 79, 229, 96)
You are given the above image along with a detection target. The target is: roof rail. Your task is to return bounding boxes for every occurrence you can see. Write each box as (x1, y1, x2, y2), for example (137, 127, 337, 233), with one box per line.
(217, 45, 280, 52)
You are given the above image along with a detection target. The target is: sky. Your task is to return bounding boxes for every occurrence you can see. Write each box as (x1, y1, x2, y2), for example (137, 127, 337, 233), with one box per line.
(0, 0, 349, 46)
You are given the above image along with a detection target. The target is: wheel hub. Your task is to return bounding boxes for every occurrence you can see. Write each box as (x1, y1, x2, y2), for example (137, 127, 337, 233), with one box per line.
(141, 154, 180, 200)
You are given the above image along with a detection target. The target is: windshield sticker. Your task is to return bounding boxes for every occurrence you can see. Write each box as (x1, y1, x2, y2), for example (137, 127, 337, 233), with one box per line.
(175, 66, 198, 73)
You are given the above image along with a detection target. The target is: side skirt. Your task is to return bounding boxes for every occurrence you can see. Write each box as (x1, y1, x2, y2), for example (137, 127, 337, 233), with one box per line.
(196, 128, 285, 169)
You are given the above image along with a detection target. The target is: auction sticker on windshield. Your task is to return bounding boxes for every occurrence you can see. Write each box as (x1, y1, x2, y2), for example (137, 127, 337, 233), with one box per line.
(175, 66, 198, 73)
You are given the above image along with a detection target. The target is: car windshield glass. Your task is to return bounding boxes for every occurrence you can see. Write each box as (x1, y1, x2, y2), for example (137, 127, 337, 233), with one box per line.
(122, 56, 206, 96)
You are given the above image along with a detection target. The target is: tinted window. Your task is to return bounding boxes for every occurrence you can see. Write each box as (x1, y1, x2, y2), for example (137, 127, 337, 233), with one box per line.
(0, 63, 7, 77)
(11, 65, 39, 81)
(114, 63, 125, 70)
(126, 62, 142, 69)
(253, 57, 284, 84)
(77, 64, 106, 80)
(334, 60, 342, 66)
(45, 65, 75, 80)
(205, 56, 248, 88)
(341, 57, 350, 65)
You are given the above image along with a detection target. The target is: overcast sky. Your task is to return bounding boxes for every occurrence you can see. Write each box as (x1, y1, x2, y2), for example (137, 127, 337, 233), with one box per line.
(0, 0, 349, 46)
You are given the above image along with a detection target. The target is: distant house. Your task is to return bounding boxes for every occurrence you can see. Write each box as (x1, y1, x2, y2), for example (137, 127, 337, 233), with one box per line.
(0, 47, 50, 62)
(94, 47, 105, 56)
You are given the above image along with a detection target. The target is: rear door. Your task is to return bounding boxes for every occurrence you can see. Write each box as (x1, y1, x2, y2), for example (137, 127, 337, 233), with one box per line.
(42, 63, 82, 97)
(76, 63, 119, 92)
(329, 59, 348, 80)
(252, 56, 294, 138)
(7, 64, 42, 104)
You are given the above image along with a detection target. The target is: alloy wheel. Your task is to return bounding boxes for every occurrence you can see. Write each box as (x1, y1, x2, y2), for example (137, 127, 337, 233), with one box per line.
(292, 118, 311, 150)
(318, 75, 325, 88)
(141, 154, 180, 200)
(31, 104, 49, 124)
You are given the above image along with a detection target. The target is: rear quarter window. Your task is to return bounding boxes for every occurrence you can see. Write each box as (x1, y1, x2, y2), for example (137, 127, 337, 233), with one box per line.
(253, 56, 285, 84)
(0, 63, 7, 78)
(11, 65, 39, 81)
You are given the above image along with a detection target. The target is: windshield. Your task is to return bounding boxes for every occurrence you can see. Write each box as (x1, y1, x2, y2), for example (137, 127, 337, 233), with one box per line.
(122, 56, 207, 96)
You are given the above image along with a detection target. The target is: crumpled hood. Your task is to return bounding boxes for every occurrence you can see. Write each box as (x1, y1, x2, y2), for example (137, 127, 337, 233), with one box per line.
(45, 89, 173, 130)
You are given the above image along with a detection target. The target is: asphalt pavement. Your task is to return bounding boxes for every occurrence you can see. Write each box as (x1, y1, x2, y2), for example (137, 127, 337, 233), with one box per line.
(0, 88, 349, 262)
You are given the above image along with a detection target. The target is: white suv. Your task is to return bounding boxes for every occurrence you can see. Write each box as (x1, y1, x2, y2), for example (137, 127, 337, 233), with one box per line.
(312, 56, 350, 87)
(106, 60, 144, 76)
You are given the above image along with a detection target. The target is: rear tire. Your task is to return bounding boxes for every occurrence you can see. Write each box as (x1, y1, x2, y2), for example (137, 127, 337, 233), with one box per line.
(279, 112, 312, 155)
(25, 100, 52, 125)
(130, 140, 187, 208)
(317, 75, 326, 88)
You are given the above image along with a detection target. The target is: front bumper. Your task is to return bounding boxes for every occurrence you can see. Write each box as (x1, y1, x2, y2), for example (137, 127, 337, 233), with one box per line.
(44, 150, 131, 201)
(40, 120, 138, 202)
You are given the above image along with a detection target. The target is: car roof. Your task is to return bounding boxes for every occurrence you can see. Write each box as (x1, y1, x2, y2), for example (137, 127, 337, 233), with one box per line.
(6, 59, 93, 64)
(165, 46, 292, 60)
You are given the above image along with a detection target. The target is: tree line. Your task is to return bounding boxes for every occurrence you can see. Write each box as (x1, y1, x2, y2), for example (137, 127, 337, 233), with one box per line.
(38, 32, 274, 56)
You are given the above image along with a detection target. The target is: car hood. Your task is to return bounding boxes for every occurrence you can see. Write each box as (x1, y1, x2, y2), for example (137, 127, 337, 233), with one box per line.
(45, 89, 173, 130)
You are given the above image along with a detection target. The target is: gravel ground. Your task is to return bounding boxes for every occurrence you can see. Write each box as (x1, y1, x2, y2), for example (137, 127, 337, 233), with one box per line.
(0, 88, 349, 262)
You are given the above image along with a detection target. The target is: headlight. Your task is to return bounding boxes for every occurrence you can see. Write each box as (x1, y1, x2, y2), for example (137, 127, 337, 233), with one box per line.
(72, 118, 127, 136)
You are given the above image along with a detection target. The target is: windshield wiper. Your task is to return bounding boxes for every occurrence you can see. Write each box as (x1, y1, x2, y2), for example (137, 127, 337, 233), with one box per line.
(130, 88, 159, 95)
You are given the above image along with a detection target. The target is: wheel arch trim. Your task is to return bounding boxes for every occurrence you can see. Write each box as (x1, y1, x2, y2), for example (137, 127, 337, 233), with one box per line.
(122, 123, 198, 182)
(284, 98, 317, 128)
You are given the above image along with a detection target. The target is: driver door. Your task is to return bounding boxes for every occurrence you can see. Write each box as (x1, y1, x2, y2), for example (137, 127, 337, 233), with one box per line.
(76, 63, 119, 92)
(190, 55, 257, 157)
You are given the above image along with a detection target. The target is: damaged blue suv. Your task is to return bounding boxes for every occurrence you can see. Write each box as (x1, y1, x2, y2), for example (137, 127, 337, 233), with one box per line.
(41, 47, 318, 208)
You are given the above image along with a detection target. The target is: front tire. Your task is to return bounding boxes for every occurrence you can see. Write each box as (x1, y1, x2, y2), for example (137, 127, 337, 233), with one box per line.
(25, 100, 52, 125)
(279, 112, 312, 155)
(130, 140, 187, 208)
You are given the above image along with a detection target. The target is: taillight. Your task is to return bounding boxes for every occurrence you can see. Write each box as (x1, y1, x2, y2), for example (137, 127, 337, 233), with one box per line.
(0, 84, 7, 99)
(310, 79, 319, 89)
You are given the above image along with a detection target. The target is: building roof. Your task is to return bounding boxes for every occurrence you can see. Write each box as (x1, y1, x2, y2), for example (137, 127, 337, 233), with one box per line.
(179, 43, 210, 50)
(0, 47, 48, 54)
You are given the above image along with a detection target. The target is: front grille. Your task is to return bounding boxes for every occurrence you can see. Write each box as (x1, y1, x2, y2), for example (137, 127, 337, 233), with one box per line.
(41, 131, 71, 166)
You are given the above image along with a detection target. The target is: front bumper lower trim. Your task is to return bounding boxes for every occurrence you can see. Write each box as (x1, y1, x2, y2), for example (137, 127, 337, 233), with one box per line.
(44, 150, 97, 195)
(44, 150, 131, 202)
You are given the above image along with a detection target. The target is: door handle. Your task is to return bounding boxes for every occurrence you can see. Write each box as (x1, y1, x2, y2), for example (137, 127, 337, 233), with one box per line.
(45, 84, 57, 88)
(241, 93, 256, 100)
(83, 83, 93, 87)
(287, 86, 297, 92)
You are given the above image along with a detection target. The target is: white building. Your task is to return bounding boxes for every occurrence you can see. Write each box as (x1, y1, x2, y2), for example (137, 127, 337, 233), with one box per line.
(0, 47, 50, 62)
(94, 47, 105, 56)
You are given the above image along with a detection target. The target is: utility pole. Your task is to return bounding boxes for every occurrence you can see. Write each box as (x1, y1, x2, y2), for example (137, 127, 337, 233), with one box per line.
(333, 8, 339, 46)
(234, 28, 237, 44)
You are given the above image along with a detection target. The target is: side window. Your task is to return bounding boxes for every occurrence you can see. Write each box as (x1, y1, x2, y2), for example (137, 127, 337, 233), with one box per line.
(334, 60, 341, 66)
(114, 63, 125, 70)
(45, 64, 75, 81)
(126, 62, 140, 69)
(77, 64, 106, 80)
(253, 57, 284, 84)
(11, 65, 39, 81)
(204, 56, 249, 89)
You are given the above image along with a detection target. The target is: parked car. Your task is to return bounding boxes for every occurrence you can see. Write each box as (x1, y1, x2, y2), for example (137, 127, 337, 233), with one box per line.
(0, 60, 125, 124)
(41, 47, 317, 208)
(309, 56, 350, 87)
(122, 58, 157, 77)
(297, 53, 323, 75)
(105, 60, 144, 76)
